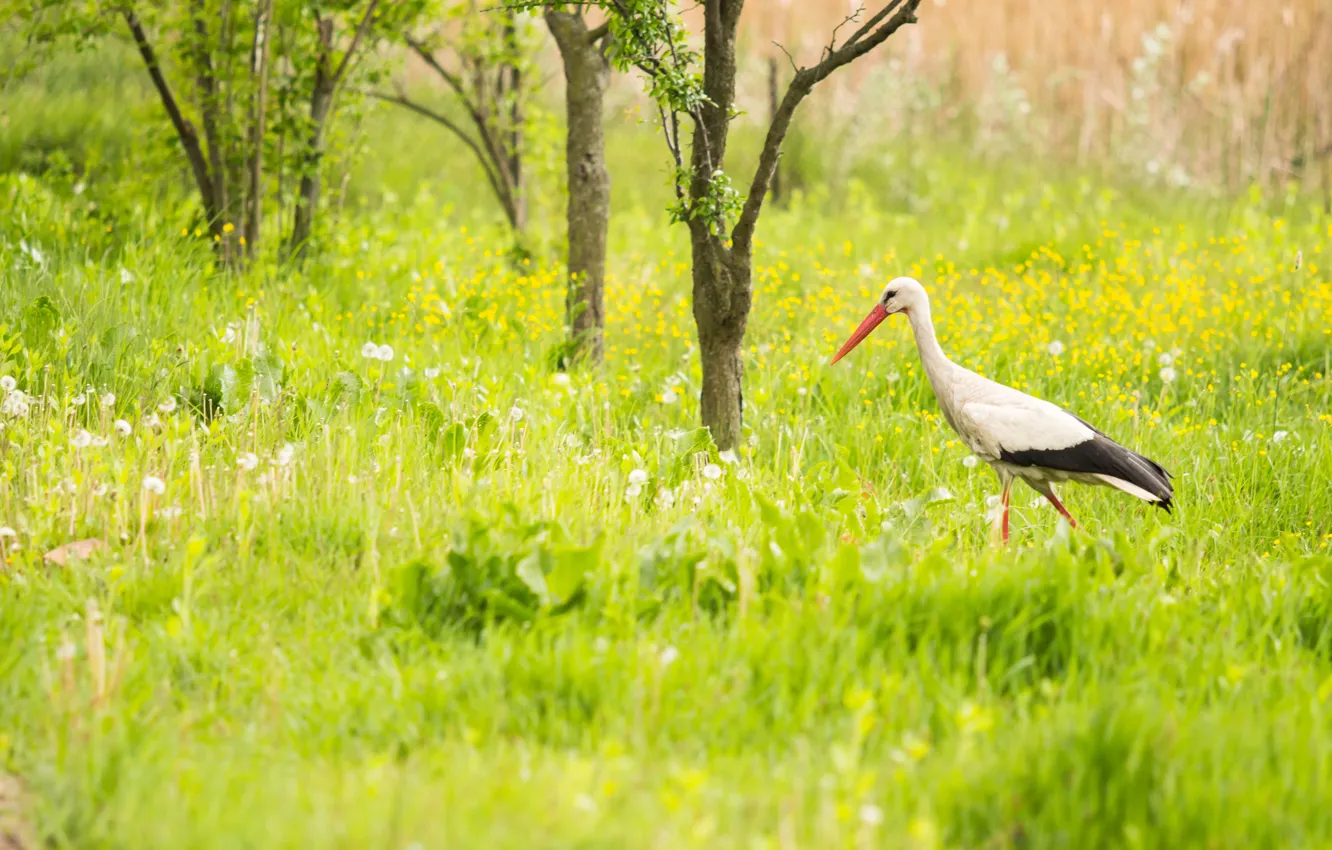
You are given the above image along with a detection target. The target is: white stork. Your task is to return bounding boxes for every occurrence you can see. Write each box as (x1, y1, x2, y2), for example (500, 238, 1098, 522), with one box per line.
(831, 277, 1173, 543)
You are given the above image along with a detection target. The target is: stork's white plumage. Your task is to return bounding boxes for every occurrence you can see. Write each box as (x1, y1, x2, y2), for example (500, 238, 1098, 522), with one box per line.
(831, 277, 1173, 543)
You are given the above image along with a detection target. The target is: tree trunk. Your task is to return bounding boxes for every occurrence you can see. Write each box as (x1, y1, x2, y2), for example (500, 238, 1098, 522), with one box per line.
(693, 248, 750, 450)
(244, 0, 273, 262)
(288, 18, 335, 263)
(546, 11, 610, 366)
(688, 0, 745, 449)
(191, 0, 235, 263)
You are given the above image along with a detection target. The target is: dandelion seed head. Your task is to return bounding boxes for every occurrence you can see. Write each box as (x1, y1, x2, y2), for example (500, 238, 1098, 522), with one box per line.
(143, 476, 165, 495)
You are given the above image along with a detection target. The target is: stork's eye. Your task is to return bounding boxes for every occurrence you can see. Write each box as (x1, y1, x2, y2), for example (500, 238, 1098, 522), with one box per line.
(884, 290, 897, 302)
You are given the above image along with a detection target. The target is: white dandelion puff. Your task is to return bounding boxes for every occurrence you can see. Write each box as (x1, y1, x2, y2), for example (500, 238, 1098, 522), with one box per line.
(963, 455, 978, 468)
(114, 419, 132, 437)
(702, 463, 722, 480)
(237, 452, 259, 471)
(361, 342, 379, 359)
(71, 429, 93, 448)
(158, 397, 177, 414)
(142, 476, 166, 495)
(1047, 340, 1065, 356)
(659, 646, 680, 666)
(1159, 367, 1177, 383)
(0, 376, 14, 393)
(424, 367, 441, 379)
(661, 388, 679, 404)
(100, 392, 115, 409)
(509, 406, 525, 422)
(550, 372, 571, 387)
(275, 443, 296, 467)
(376, 344, 394, 362)
(6, 390, 33, 416)
(1272, 431, 1289, 443)
(718, 449, 739, 465)
(1158, 352, 1174, 367)
(628, 469, 648, 486)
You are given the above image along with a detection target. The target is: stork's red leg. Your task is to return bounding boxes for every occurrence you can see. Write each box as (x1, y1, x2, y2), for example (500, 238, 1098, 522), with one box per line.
(1044, 487, 1079, 528)
(1001, 477, 1014, 545)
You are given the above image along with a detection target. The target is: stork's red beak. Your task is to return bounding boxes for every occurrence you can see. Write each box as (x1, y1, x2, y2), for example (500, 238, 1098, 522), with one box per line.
(830, 304, 889, 364)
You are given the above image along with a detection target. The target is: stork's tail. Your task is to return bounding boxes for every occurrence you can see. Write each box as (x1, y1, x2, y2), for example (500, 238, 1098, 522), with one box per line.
(1000, 434, 1174, 512)
(1091, 440, 1174, 512)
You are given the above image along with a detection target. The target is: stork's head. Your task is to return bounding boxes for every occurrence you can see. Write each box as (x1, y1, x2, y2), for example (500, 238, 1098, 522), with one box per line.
(830, 276, 924, 364)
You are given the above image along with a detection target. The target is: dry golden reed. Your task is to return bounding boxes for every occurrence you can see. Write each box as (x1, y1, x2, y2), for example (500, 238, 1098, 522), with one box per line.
(726, 0, 1332, 190)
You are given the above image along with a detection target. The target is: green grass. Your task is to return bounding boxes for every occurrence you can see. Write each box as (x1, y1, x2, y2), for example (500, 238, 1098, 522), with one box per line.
(3, 63, 1332, 848)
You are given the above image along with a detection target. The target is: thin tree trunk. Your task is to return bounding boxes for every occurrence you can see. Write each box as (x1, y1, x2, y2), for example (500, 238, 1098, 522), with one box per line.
(191, 0, 233, 262)
(768, 55, 782, 205)
(286, 0, 379, 262)
(123, 9, 220, 237)
(502, 13, 526, 232)
(288, 17, 335, 262)
(546, 11, 610, 365)
(244, 0, 273, 261)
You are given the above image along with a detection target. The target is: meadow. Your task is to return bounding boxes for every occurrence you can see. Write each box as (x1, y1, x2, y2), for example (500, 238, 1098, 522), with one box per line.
(4, 18, 1332, 849)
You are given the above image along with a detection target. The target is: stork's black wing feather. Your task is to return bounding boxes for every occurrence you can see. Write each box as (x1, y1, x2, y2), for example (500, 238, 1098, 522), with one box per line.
(1000, 433, 1174, 512)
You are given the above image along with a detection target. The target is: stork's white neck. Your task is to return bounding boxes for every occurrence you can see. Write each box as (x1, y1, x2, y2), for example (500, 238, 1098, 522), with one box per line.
(905, 298, 956, 406)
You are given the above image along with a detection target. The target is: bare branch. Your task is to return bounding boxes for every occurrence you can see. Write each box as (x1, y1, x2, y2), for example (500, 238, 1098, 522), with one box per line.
(842, 0, 904, 50)
(732, 0, 920, 253)
(812, 0, 916, 84)
(773, 40, 798, 74)
(823, 6, 863, 60)
(122, 8, 217, 220)
(402, 33, 519, 217)
(365, 89, 510, 209)
(331, 0, 382, 85)
(404, 33, 469, 100)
